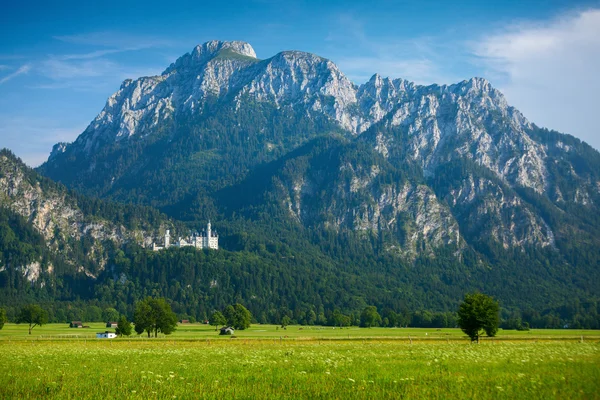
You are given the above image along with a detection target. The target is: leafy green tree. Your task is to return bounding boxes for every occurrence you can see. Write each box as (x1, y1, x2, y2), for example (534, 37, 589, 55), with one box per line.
(332, 311, 351, 327)
(134, 301, 152, 336)
(103, 308, 120, 323)
(281, 315, 291, 328)
(210, 311, 226, 331)
(85, 305, 103, 322)
(457, 293, 500, 343)
(116, 315, 132, 337)
(0, 307, 6, 330)
(223, 305, 235, 326)
(223, 303, 252, 330)
(18, 304, 48, 335)
(360, 306, 382, 328)
(133, 297, 177, 337)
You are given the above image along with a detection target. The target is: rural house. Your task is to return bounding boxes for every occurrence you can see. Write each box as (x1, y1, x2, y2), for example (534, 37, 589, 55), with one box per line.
(96, 331, 117, 339)
(220, 327, 235, 335)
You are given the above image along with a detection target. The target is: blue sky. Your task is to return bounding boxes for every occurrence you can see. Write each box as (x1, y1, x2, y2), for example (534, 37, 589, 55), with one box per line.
(1, 0, 599, 166)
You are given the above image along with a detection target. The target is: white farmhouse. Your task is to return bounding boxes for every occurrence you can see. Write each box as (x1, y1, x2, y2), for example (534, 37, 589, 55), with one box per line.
(96, 331, 117, 339)
(152, 221, 218, 251)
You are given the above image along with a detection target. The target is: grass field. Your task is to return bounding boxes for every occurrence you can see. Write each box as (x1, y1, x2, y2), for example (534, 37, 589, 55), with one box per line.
(1, 324, 599, 399)
(1, 322, 598, 341)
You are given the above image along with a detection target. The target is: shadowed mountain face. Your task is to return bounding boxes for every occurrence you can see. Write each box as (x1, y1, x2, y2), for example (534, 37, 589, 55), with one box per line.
(28, 41, 600, 314)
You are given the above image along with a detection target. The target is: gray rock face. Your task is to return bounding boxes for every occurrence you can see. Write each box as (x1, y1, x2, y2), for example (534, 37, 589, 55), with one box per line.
(0, 153, 166, 278)
(367, 78, 547, 194)
(275, 159, 462, 256)
(443, 173, 554, 248)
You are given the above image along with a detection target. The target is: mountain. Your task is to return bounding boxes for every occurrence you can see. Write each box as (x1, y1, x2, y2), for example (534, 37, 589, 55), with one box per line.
(17, 40, 600, 326)
(0, 149, 482, 324)
(0, 149, 176, 290)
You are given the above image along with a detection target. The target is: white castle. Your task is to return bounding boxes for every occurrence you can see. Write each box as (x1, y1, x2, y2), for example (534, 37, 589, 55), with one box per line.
(152, 221, 218, 251)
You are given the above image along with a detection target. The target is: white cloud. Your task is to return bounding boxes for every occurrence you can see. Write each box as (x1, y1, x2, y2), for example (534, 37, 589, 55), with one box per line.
(0, 64, 31, 84)
(21, 30, 173, 90)
(53, 31, 173, 49)
(60, 48, 129, 60)
(41, 58, 118, 80)
(335, 57, 453, 86)
(35, 57, 163, 91)
(325, 13, 465, 85)
(474, 9, 600, 150)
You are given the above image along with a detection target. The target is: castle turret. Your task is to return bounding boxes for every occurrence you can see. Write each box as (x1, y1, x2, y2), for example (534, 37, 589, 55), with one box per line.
(207, 220, 212, 237)
(165, 229, 171, 248)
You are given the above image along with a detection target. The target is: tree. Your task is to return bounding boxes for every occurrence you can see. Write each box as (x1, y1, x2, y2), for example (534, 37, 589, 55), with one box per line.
(360, 306, 382, 328)
(116, 315, 132, 337)
(134, 301, 152, 336)
(133, 297, 178, 337)
(457, 293, 500, 343)
(210, 311, 226, 331)
(281, 315, 291, 328)
(332, 311, 351, 327)
(103, 308, 120, 323)
(223, 303, 252, 330)
(18, 304, 48, 335)
(85, 305, 102, 322)
(0, 307, 6, 330)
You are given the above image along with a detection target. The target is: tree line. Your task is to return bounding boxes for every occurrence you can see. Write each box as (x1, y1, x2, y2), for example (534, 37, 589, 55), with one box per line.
(0, 293, 501, 344)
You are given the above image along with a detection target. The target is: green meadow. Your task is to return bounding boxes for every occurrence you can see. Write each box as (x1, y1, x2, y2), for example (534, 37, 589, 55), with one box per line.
(1, 324, 599, 399)
(1, 322, 598, 340)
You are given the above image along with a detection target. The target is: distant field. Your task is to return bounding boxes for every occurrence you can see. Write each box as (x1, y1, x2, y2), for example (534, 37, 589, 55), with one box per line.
(0, 323, 598, 341)
(0, 338, 598, 399)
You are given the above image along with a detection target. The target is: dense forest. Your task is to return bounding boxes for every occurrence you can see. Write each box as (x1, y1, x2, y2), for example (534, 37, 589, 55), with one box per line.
(1, 204, 599, 329)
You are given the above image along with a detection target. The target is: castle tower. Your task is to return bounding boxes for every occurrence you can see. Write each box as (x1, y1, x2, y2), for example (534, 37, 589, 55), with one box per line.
(165, 229, 171, 248)
(207, 220, 211, 238)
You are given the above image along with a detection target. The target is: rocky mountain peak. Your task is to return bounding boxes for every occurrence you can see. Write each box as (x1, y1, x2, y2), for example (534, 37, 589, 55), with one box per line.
(194, 40, 257, 59)
(41, 40, 597, 205)
(48, 142, 68, 161)
(163, 40, 257, 74)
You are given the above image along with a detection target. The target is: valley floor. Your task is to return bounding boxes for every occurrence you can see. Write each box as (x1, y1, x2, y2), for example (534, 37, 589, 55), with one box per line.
(1, 323, 598, 340)
(1, 325, 599, 399)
